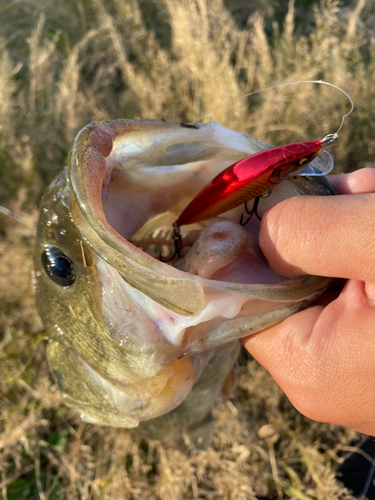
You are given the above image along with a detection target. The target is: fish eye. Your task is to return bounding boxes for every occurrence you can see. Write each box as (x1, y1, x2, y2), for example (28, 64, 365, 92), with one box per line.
(299, 157, 309, 166)
(41, 246, 75, 286)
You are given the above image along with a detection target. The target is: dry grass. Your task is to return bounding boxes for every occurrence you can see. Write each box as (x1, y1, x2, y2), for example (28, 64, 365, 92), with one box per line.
(1, 0, 374, 498)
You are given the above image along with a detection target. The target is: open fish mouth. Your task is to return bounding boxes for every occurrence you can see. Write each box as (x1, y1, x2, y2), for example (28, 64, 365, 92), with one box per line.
(69, 119, 333, 316)
(35, 118, 334, 431)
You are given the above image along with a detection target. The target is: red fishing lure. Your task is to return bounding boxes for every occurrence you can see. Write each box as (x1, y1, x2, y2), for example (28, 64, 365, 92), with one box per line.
(175, 139, 327, 228)
(173, 79, 353, 232)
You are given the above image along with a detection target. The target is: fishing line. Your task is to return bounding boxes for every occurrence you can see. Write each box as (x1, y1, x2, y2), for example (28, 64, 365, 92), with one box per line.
(194, 80, 354, 139)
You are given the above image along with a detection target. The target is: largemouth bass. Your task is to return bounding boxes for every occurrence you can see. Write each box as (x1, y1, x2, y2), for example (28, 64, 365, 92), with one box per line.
(34, 119, 334, 442)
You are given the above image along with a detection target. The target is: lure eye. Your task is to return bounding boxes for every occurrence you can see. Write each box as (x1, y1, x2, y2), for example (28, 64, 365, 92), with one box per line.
(41, 246, 75, 286)
(299, 157, 309, 166)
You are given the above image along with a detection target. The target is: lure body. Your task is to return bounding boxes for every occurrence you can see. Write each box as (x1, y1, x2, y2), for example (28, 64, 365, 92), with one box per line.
(175, 140, 323, 227)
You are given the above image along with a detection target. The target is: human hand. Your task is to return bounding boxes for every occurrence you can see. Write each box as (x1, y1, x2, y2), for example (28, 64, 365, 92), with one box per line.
(241, 168, 375, 434)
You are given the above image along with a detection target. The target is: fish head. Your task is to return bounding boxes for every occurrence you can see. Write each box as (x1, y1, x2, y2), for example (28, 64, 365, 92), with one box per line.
(34, 119, 334, 428)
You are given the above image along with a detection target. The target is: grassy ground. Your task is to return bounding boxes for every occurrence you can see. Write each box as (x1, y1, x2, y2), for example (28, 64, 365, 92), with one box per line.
(1, 0, 374, 498)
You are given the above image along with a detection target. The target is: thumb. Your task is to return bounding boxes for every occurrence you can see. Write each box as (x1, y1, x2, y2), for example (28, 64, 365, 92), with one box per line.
(259, 193, 375, 283)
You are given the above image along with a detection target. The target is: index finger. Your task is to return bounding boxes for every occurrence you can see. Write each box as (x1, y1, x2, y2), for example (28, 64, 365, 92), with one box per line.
(259, 193, 375, 283)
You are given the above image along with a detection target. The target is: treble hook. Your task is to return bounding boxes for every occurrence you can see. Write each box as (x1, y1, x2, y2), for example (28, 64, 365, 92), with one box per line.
(239, 189, 273, 226)
(159, 223, 182, 262)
